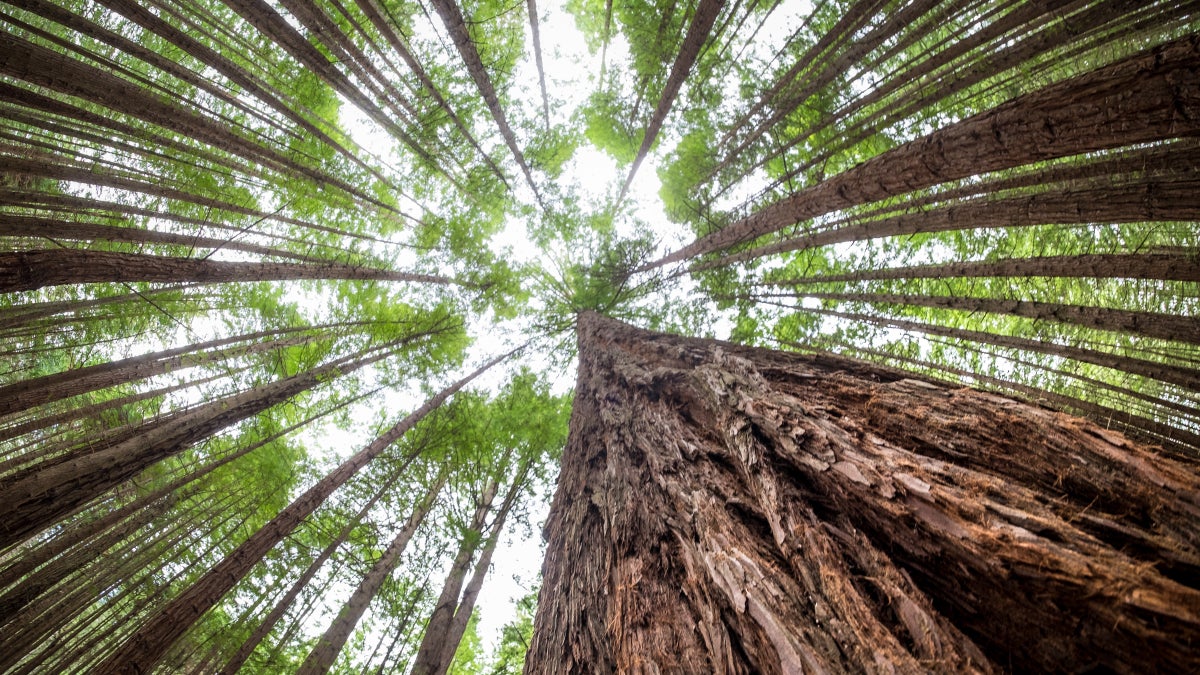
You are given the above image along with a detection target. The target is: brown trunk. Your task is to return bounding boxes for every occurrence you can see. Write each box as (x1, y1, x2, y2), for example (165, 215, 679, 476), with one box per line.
(427, 0, 542, 202)
(776, 289, 1199, 345)
(0, 214, 315, 262)
(297, 470, 447, 674)
(618, 0, 724, 202)
(0, 29, 375, 204)
(0, 325, 313, 418)
(0, 249, 460, 293)
(0, 339, 413, 548)
(527, 313, 1200, 673)
(747, 0, 1138, 198)
(433, 463, 527, 672)
(800, 305, 1200, 392)
(766, 252, 1200, 284)
(218, 467, 403, 675)
(647, 33, 1200, 269)
(409, 479, 499, 675)
(91, 351, 513, 674)
(696, 173, 1200, 269)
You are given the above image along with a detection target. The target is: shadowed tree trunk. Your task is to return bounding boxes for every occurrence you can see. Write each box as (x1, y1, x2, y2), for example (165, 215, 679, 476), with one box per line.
(297, 469, 447, 674)
(0, 249, 462, 293)
(647, 33, 1200, 269)
(527, 312, 1200, 673)
(91, 350, 514, 675)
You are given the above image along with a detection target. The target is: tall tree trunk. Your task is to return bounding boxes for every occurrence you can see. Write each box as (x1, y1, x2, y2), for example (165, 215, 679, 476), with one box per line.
(409, 478, 498, 675)
(219, 468, 403, 675)
(646, 33, 1200, 269)
(91, 350, 514, 674)
(297, 469, 447, 674)
(433, 462, 528, 672)
(527, 313, 1200, 673)
(0, 337, 418, 548)
(766, 252, 1200, 284)
(0, 249, 461, 293)
(618, 0, 724, 203)
(771, 289, 1200, 345)
(427, 0, 542, 203)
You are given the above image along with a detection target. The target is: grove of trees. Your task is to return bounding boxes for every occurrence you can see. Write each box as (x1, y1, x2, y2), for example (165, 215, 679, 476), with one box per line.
(0, 0, 1196, 672)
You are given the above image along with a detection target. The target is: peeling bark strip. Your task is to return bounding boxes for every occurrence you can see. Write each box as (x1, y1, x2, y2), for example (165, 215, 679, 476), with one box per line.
(646, 33, 1200, 269)
(527, 313, 1200, 673)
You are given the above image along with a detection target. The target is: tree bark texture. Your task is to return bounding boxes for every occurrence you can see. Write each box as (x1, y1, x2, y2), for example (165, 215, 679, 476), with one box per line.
(92, 350, 513, 674)
(527, 313, 1200, 673)
(0, 249, 457, 293)
(648, 32, 1200, 269)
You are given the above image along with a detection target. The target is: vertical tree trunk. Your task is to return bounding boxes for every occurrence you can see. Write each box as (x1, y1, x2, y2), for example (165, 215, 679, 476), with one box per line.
(91, 351, 513, 674)
(297, 470, 447, 674)
(527, 313, 1200, 673)
(0, 249, 460, 293)
(409, 479, 499, 675)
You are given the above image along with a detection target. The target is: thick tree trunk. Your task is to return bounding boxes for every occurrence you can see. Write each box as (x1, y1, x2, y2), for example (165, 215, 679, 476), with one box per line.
(0, 249, 459, 293)
(527, 313, 1200, 673)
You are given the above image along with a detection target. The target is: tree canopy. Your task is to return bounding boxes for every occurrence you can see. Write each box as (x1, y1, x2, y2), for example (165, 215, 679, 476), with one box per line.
(0, 0, 1196, 671)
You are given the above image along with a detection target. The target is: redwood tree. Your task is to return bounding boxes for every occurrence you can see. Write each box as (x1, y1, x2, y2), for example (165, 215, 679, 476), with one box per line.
(527, 312, 1200, 673)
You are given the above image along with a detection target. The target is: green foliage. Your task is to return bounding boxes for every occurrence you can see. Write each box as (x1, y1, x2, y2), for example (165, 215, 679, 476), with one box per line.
(486, 588, 538, 674)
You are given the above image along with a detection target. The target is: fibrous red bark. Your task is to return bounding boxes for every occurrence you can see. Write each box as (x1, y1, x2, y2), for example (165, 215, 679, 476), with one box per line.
(527, 313, 1200, 673)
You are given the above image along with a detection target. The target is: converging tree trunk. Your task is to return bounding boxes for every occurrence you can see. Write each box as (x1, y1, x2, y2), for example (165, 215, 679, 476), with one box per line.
(92, 350, 514, 674)
(527, 313, 1200, 673)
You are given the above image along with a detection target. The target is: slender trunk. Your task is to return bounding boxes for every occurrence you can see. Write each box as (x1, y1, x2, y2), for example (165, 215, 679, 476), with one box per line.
(218, 468, 403, 674)
(409, 479, 499, 675)
(527, 313, 1200, 672)
(0, 339, 414, 549)
(297, 470, 447, 674)
(0, 30, 373, 204)
(0, 214, 316, 262)
(766, 252, 1200, 284)
(434, 464, 527, 671)
(773, 289, 1200, 345)
(695, 173, 1200, 270)
(778, 303, 1200, 392)
(427, 0, 542, 202)
(527, 0, 550, 129)
(0, 249, 461, 293)
(350, 0, 510, 187)
(0, 325, 315, 418)
(618, 0, 724, 203)
(647, 33, 1200, 269)
(91, 351, 513, 674)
